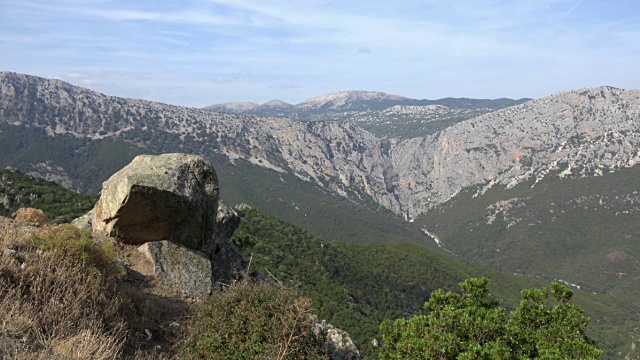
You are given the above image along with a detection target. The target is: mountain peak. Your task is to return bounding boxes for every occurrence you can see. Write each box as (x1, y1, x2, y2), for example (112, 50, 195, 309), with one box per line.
(260, 99, 293, 109)
(297, 90, 408, 110)
(204, 101, 259, 113)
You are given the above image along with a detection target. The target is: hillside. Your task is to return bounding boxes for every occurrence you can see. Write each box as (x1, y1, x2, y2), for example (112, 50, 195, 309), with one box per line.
(233, 207, 639, 358)
(0, 168, 97, 223)
(418, 163, 640, 300)
(2, 73, 640, 221)
(2, 162, 635, 358)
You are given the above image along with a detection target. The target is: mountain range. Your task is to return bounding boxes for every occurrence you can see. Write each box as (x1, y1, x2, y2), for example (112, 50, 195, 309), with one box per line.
(205, 90, 530, 116)
(3, 73, 638, 219)
(2, 71, 640, 356)
(205, 91, 531, 140)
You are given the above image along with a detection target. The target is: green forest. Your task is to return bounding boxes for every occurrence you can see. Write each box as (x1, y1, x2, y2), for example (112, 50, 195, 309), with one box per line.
(233, 208, 635, 358)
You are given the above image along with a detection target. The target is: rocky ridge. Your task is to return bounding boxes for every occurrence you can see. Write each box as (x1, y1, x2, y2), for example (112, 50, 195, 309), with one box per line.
(205, 89, 529, 121)
(1, 72, 639, 220)
(391, 86, 640, 217)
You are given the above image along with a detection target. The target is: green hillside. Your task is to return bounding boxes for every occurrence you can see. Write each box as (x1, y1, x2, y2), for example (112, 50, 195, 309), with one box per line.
(0, 169, 98, 223)
(234, 208, 639, 358)
(418, 165, 640, 298)
(0, 123, 148, 193)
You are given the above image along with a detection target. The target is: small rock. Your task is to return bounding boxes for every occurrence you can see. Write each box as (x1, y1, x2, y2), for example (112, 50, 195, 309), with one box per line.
(311, 317, 360, 360)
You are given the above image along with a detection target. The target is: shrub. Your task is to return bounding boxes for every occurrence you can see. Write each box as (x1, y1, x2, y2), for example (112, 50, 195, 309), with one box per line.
(13, 207, 49, 226)
(179, 281, 329, 359)
(379, 278, 603, 359)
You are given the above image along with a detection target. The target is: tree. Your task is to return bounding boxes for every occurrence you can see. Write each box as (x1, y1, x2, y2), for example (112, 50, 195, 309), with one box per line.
(379, 278, 603, 359)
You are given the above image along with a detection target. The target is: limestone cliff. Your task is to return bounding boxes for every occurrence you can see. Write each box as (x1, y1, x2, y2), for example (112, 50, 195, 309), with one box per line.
(2, 72, 639, 220)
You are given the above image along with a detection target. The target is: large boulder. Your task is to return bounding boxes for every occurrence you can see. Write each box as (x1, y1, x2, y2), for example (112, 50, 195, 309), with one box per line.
(92, 153, 219, 250)
(138, 241, 212, 299)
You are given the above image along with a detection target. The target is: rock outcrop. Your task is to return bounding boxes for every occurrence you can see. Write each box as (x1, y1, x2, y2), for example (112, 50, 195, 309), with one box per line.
(391, 86, 640, 216)
(92, 153, 219, 250)
(138, 241, 212, 298)
(81, 153, 244, 294)
(204, 200, 245, 287)
(311, 317, 361, 360)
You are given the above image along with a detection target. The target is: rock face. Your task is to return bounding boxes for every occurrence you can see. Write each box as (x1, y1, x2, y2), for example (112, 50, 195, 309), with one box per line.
(71, 208, 93, 230)
(311, 317, 361, 360)
(391, 86, 640, 216)
(92, 153, 219, 250)
(138, 241, 212, 298)
(4, 73, 640, 220)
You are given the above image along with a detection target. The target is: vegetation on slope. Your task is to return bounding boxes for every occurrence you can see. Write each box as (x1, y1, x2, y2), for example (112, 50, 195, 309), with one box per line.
(0, 168, 98, 223)
(0, 123, 147, 193)
(233, 207, 633, 358)
(180, 281, 328, 359)
(211, 153, 436, 248)
(419, 165, 640, 301)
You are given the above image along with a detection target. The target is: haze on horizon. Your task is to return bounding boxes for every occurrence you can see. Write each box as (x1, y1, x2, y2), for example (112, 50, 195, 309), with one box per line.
(1, 0, 639, 108)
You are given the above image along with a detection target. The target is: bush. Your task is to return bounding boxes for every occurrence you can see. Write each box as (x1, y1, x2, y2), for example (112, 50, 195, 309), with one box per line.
(14, 207, 49, 226)
(379, 278, 603, 359)
(179, 281, 329, 359)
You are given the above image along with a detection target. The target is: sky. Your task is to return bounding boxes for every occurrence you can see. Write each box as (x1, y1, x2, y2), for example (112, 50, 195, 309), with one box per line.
(1, 0, 639, 107)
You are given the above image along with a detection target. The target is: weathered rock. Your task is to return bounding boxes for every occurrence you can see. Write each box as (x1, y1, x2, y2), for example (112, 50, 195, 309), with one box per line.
(13, 208, 49, 226)
(233, 203, 252, 211)
(92, 153, 219, 250)
(201, 200, 245, 287)
(213, 200, 240, 242)
(138, 241, 212, 298)
(311, 317, 361, 360)
(71, 208, 93, 230)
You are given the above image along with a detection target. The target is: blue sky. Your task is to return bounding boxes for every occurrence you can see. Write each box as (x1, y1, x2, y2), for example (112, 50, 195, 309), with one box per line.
(1, 0, 639, 107)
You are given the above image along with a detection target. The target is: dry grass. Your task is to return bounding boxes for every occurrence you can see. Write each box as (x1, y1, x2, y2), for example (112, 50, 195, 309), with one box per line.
(0, 226, 127, 359)
(0, 258, 126, 359)
(0, 217, 196, 359)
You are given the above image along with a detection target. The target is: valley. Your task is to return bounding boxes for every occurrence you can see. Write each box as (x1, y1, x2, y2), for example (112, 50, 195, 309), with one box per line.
(2, 71, 640, 357)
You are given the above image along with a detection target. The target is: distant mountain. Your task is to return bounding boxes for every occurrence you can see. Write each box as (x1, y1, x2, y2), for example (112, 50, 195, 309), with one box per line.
(295, 90, 409, 112)
(2, 72, 639, 218)
(204, 101, 259, 113)
(204, 90, 532, 122)
(258, 99, 293, 110)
